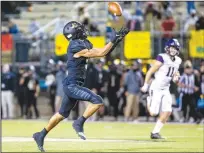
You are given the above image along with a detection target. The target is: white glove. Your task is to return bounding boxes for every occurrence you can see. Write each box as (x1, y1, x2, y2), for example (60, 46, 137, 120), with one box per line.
(141, 83, 149, 93)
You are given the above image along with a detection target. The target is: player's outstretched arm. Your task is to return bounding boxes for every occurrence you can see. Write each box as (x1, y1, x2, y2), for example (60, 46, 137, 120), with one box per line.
(73, 42, 114, 58)
(141, 61, 163, 92)
(74, 27, 129, 58)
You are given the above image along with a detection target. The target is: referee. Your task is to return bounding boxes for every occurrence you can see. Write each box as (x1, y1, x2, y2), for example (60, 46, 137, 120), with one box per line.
(178, 61, 200, 122)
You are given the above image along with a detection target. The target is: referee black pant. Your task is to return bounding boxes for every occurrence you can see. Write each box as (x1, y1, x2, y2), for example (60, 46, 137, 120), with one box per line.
(182, 93, 201, 121)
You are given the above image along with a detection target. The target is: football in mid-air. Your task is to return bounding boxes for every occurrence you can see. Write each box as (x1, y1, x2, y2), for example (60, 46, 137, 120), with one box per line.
(108, 2, 122, 16)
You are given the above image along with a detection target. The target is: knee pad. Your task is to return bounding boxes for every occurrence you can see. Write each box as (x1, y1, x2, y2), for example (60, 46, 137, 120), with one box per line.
(91, 95, 103, 104)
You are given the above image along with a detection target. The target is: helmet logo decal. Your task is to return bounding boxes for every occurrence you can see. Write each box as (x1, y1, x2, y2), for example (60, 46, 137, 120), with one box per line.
(71, 23, 78, 28)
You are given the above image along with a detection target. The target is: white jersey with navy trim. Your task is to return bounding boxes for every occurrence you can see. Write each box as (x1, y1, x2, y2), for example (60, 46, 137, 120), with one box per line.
(150, 53, 182, 90)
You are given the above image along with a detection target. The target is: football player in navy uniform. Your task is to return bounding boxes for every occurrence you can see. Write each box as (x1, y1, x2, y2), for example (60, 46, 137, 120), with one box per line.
(33, 21, 129, 152)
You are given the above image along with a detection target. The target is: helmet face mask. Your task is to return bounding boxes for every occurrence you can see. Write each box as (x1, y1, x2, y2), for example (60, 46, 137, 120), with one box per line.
(63, 21, 89, 40)
(76, 24, 89, 38)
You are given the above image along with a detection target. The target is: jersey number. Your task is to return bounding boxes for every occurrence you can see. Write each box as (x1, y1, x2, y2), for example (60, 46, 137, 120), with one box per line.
(166, 67, 174, 77)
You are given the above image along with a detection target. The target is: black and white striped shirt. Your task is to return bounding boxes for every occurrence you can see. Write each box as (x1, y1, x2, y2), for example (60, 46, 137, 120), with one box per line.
(179, 73, 195, 94)
(201, 73, 204, 95)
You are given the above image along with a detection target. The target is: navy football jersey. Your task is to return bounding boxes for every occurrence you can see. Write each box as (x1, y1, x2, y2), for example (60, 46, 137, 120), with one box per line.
(63, 39, 93, 86)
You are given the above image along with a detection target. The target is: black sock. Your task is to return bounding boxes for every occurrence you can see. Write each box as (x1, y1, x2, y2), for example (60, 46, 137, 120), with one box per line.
(41, 128, 48, 137)
(78, 116, 87, 125)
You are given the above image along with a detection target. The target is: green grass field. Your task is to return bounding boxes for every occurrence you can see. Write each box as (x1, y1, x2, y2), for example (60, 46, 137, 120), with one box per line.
(2, 120, 204, 152)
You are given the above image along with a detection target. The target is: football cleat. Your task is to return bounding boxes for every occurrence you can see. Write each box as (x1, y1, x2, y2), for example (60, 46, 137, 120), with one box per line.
(33, 132, 45, 152)
(151, 133, 164, 139)
(72, 120, 86, 140)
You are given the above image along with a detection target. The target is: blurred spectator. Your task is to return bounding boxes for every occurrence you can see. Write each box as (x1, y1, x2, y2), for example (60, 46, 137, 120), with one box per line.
(1, 64, 15, 119)
(52, 15, 67, 36)
(195, 13, 204, 30)
(55, 61, 66, 112)
(1, 2, 20, 14)
(16, 67, 26, 117)
(45, 59, 57, 114)
(201, 61, 204, 96)
(122, 9, 132, 24)
(161, 1, 173, 15)
(89, 22, 100, 36)
(94, 60, 108, 120)
(184, 9, 198, 32)
(127, 15, 142, 31)
(84, 62, 97, 90)
(195, 61, 204, 123)
(95, 61, 108, 94)
(126, 2, 144, 31)
(186, 1, 196, 15)
(1, 26, 9, 34)
(26, 66, 40, 119)
(124, 62, 143, 122)
(144, 2, 161, 31)
(81, 61, 99, 120)
(161, 11, 176, 38)
(19, 68, 30, 118)
(178, 61, 201, 123)
(78, 6, 90, 29)
(45, 70, 56, 114)
(28, 18, 40, 34)
(118, 67, 129, 116)
(47, 59, 57, 74)
(107, 64, 121, 120)
(8, 19, 19, 34)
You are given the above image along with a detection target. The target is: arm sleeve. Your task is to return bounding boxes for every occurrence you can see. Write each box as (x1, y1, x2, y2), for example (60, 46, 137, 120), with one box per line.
(69, 40, 87, 53)
(156, 55, 164, 63)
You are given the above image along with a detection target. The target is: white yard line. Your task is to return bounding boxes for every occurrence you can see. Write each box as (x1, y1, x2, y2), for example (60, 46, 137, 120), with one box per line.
(2, 137, 146, 143)
(5, 119, 204, 125)
(2, 136, 202, 143)
(90, 136, 202, 139)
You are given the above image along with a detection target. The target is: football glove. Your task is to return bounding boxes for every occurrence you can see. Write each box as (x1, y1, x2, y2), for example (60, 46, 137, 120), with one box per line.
(110, 27, 129, 44)
(109, 27, 129, 54)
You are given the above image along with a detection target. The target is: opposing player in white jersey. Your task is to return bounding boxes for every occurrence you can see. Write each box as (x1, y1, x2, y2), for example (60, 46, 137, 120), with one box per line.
(141, 39, 182, 139)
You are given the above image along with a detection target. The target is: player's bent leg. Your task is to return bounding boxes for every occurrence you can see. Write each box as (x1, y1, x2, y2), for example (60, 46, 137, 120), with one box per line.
(73, 95, 103, 140)
(65, 84, 104, 140)
(33, 94, 76, 152)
